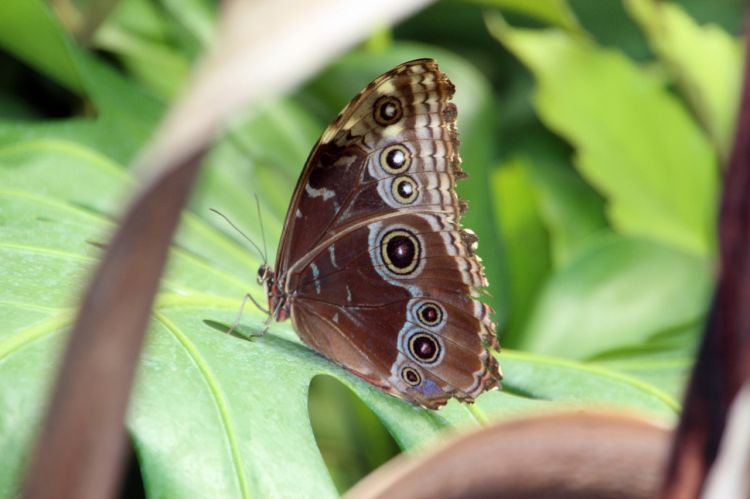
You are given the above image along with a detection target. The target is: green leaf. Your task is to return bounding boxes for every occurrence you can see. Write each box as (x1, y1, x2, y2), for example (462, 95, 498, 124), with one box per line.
(93, 0, 192, 100)
(488, 15, 719, 257)
(491, 350, 679, 420)
(0, 3, 162, 164)
(589, 321, 701, 399)
(91, 0, 218, 100)
(518, 234, 712, 360)
(0, 56, 163, 168)
(160, 0, 216, 48)
(526, 156, 608, 267)
(491, 157, 550, 347)
(626, 0, 743, 162)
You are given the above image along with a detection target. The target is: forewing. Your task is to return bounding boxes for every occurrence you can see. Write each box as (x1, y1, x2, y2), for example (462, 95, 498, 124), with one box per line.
(276, 59, 463, 274)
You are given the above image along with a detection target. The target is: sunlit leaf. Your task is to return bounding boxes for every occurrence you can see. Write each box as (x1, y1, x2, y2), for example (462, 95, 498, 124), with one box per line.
(488, 15, 719, 257)
(0, 131, 684, 496)
(626, 0, 743, 162)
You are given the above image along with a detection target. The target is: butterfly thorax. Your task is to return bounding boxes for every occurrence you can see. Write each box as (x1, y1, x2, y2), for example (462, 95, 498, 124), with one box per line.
(257, 264, 289, 321)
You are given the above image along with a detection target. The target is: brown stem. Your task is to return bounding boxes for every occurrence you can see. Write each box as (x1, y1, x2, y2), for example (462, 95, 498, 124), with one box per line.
(21, 155, 203, 499)
(660, 12, 750, 499)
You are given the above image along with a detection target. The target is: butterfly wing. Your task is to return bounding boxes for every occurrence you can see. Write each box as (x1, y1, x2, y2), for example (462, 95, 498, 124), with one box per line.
(275, 59, 500, 408)
(275, 58, 462, 273)
(289, 212, 499, 408)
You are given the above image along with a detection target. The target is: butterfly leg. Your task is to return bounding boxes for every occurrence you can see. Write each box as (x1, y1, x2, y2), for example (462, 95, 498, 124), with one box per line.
(245, 295, 287, 338)
(226, 292, 270, 339)
(248, 313, 274, 339)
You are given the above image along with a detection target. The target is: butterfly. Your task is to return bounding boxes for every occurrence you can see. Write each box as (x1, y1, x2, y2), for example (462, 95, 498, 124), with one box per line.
(257, 59, 501, 409)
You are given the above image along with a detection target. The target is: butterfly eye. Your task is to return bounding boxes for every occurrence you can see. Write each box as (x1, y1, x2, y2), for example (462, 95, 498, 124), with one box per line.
(401, 366, 422, 386)
(391, 176, 418, 204)
(380, 144, 411, 174)
(373, 96, 403, 126)
(257, 264, 267, 284)
(417, 302, 443, 327)
(381, 229, 420, 275)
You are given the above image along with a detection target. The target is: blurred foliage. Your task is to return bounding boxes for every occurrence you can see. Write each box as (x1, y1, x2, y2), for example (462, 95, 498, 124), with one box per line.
(0, 0, 744, 496)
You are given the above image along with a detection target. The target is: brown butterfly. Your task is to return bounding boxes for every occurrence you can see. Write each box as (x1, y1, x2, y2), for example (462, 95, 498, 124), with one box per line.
(257, 59, 501, 409)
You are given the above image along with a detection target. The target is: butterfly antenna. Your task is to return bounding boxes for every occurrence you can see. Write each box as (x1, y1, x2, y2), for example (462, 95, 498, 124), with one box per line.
(209, 208, 266, 264)
(254, 194, 269, 265)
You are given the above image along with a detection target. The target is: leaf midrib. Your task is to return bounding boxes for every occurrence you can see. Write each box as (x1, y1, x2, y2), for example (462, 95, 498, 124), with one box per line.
(154, 311, 251, 499)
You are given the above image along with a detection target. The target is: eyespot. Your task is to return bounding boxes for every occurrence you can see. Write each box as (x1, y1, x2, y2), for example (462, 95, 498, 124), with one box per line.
(373, 96, 403, 126)
(380, 144, 411, 174)
(408, 332, 442, 365)
(417, 302, 443, 327)
(401, 366, 421, 386)
(391, 176, 418, 204)
(380, 229, 420, 275)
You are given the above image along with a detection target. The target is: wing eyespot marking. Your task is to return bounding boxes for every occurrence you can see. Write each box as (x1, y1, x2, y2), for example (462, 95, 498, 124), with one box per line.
(416, 301, 444, 327)
(380, 144, 411, 174)
(373, 95, 403, 126)
(407, 331, 442, 365)
(401, 366, 422, 386)
(391, 175, 418, 204)
(380, 229, 420, 275)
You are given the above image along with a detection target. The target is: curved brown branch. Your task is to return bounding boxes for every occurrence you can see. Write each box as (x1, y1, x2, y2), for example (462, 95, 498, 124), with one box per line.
(346, 412, 671, 499)
(660, 12, 750, 499)
(21, 154, 203, 499)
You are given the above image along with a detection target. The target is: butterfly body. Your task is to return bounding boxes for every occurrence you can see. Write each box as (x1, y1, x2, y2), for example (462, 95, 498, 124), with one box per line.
(261, 59, 501, 409)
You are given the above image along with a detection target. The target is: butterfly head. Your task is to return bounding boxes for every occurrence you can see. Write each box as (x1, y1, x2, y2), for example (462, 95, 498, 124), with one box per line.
(257, 264, 271, 285)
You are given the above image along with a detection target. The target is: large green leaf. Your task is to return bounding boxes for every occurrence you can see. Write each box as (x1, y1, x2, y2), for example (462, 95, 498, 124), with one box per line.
(488, 15, 719, 257)
(492, 350, 679, 420)
(0, 133, 682, 497)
